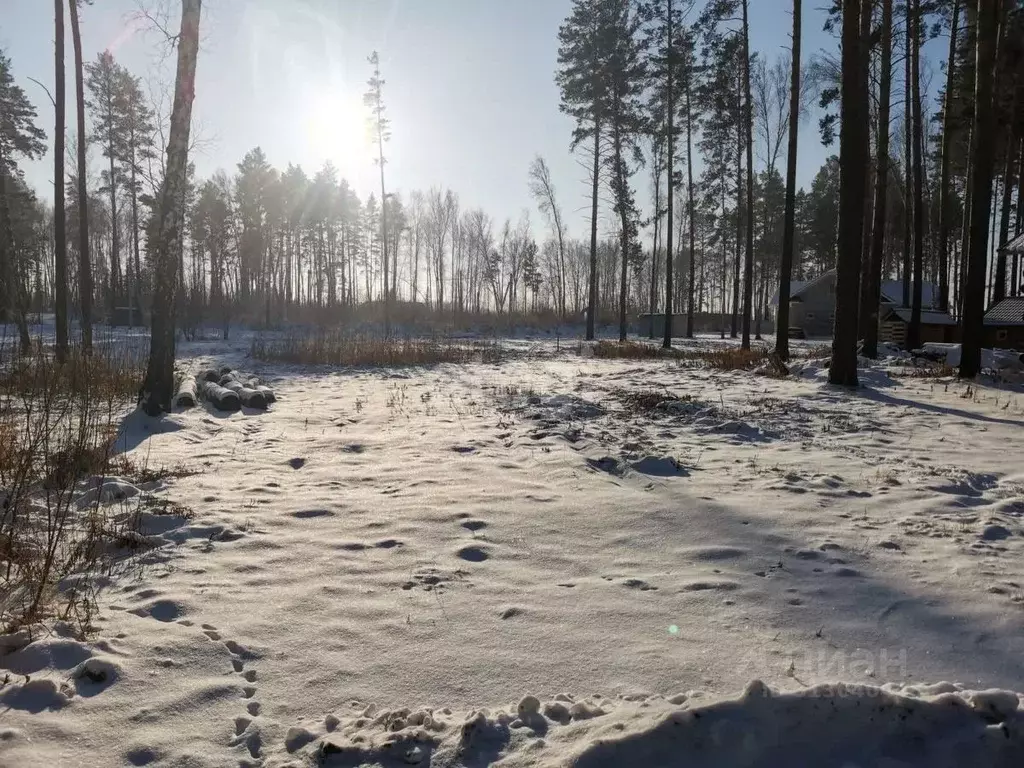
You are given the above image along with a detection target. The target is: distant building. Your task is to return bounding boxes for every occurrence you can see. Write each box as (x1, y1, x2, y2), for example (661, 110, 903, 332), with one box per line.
(773, 269, 954, 346)
(110, 306, 146, 327)
(635, 312, 774, 338)
(879, 306, 957, 347)
(983, 297, 1024, 351)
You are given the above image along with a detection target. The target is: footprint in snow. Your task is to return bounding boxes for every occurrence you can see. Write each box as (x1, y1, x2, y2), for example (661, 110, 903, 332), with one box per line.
(457, 545, 490, 562)
(198, 623, 265, 761)
(622, 578, 657, 591)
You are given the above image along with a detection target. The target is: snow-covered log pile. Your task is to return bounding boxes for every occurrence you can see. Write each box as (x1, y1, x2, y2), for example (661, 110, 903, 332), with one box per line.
(193, 367, 275, 412)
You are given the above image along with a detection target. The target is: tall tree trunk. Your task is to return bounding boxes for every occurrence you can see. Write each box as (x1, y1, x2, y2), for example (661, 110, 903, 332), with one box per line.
(902, 10, 912, 308)
(959, 0, 999, 378)
(1014, 141, 1024, 296)
(613, 118, 630, 343)
(107, 126, 119, 316)
(740, 0, 755, 350)
(775, 0, 802, 361)
(861, 0, 892, 359)
(69, 0, 92, 353)
(907, 0, 925, 350)
(588, 122, 600, 339)
(0, 157, 32, 354)
(830, 0, 868, 386)
(649, 143, 662, 338)
(378, 141, 388, 335)
(663, 0, 675, 348)
(994, 133, 1018, 304)
(685, 59, 696, 339)
(54, 0, 69, 361)
(732, 100, 741, 339)
(936, 0, 960, 312)
(130, 138, 143, 325)
(140, 0, 201, 416)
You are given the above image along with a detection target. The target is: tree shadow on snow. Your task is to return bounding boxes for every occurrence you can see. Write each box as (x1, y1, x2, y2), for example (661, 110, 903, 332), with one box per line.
(854, 387, 1024, 429)
(625, 492, 1024, 692)
(113, 407, 187, 454)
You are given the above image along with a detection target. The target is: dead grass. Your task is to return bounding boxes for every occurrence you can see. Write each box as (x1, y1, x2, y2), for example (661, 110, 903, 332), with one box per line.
(1, 342, 146, 635)
(250, 332, 503, 367)
(890, 363, 958, 380)
(618, 389, 693, 412)
(593, 341, 783, 375)
(593, 341, 686, 360)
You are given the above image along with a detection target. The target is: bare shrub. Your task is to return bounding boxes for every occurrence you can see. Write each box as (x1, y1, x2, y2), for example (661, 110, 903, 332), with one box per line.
(0, 341, 145, 635)
(250, 332, 503, 367)
(592, 340, 776, 373)
(592, 341, 685, 360)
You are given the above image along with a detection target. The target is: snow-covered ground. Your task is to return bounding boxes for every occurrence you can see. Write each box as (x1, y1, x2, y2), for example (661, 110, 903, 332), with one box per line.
(3, 334, 1024, 766)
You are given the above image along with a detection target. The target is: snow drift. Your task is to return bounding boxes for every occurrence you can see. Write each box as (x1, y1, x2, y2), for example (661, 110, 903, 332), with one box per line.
(298, 680, 1024, 767)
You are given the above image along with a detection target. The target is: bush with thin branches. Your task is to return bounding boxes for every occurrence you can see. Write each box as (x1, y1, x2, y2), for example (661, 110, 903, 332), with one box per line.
(1, 340, 146, 635)
(250, 332, 503, 367)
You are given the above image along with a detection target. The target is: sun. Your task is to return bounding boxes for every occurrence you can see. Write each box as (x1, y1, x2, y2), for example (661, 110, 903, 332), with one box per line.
(302, 93, 374, 171)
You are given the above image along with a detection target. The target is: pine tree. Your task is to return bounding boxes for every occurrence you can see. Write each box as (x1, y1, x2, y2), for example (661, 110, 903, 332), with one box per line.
(936, 0, 961, 312)
(69, 0, 93, 352)
(960, 0, 1001, 378)
(0, 49, 46, 353)
(700, 0, 755, 349)
(120, 69, 155, 324)
(54, 0, 69, 360)
(774, 0, 802, 361)
(364, 51, 391, 332)
(557, 0, 610, 339)
(602, 0, 647, 342)
(861, 0, 894, 359)
(907, 0, 926, 351)
(829, 0, 869, 387)
(140, 0, 201, 416)
(641, 0, 690, 347)
(86, 51, 128, 314)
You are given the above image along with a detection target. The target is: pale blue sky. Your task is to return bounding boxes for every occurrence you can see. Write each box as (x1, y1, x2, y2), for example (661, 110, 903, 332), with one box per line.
(5, 0, 847, 237)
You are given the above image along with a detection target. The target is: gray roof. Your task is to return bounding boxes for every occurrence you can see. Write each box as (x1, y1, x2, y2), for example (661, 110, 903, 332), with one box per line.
(882, 306, 957, 326)
(880, 279, 937, 309)
(984, 297, 1024, 326)
(782, 269, 939, 309)
(1000, 231, 1024, 254)
(770, 280, 810, 305)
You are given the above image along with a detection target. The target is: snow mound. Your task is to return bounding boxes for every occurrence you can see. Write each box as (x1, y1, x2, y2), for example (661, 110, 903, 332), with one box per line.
(75, 477, 141, 509)
(923, 343, 1024, 371)
(293, 681, 1024, 767)
(530, 393, 606, 421)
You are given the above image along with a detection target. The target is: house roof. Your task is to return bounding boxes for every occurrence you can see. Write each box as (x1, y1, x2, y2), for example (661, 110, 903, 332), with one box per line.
(770, 280, 810, 305)
(984, 297, 1024, 326)
(880, 279, 937, 308)
(882, 306, 957, 326)
(1000, 231, 1024, 254)
(778, 268, 939, 309)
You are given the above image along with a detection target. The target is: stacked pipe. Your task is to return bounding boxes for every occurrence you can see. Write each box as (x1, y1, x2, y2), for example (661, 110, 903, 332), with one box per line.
(191, 367, 276, 412)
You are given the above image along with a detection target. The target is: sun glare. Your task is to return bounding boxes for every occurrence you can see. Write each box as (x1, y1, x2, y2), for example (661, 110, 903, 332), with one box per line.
(302, 93, 374, 171)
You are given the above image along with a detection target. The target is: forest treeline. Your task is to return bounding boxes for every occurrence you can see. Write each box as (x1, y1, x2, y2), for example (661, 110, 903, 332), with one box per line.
(0, 0, 1022, 396)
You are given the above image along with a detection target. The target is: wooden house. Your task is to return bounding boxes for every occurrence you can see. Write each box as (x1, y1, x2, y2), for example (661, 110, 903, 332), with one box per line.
(774, 269, 953, 346)
(984, 297, 1024, 351)
(879, 306, 957, 347)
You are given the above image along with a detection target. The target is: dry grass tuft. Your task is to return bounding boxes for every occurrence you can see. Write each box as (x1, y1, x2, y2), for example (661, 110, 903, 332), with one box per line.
(618, 390, 692, 412)
(592, 340, 782, 375)
(1, 341, 146, 635)
(593, 341, 685, 360)
(250, 333, 503, 367)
